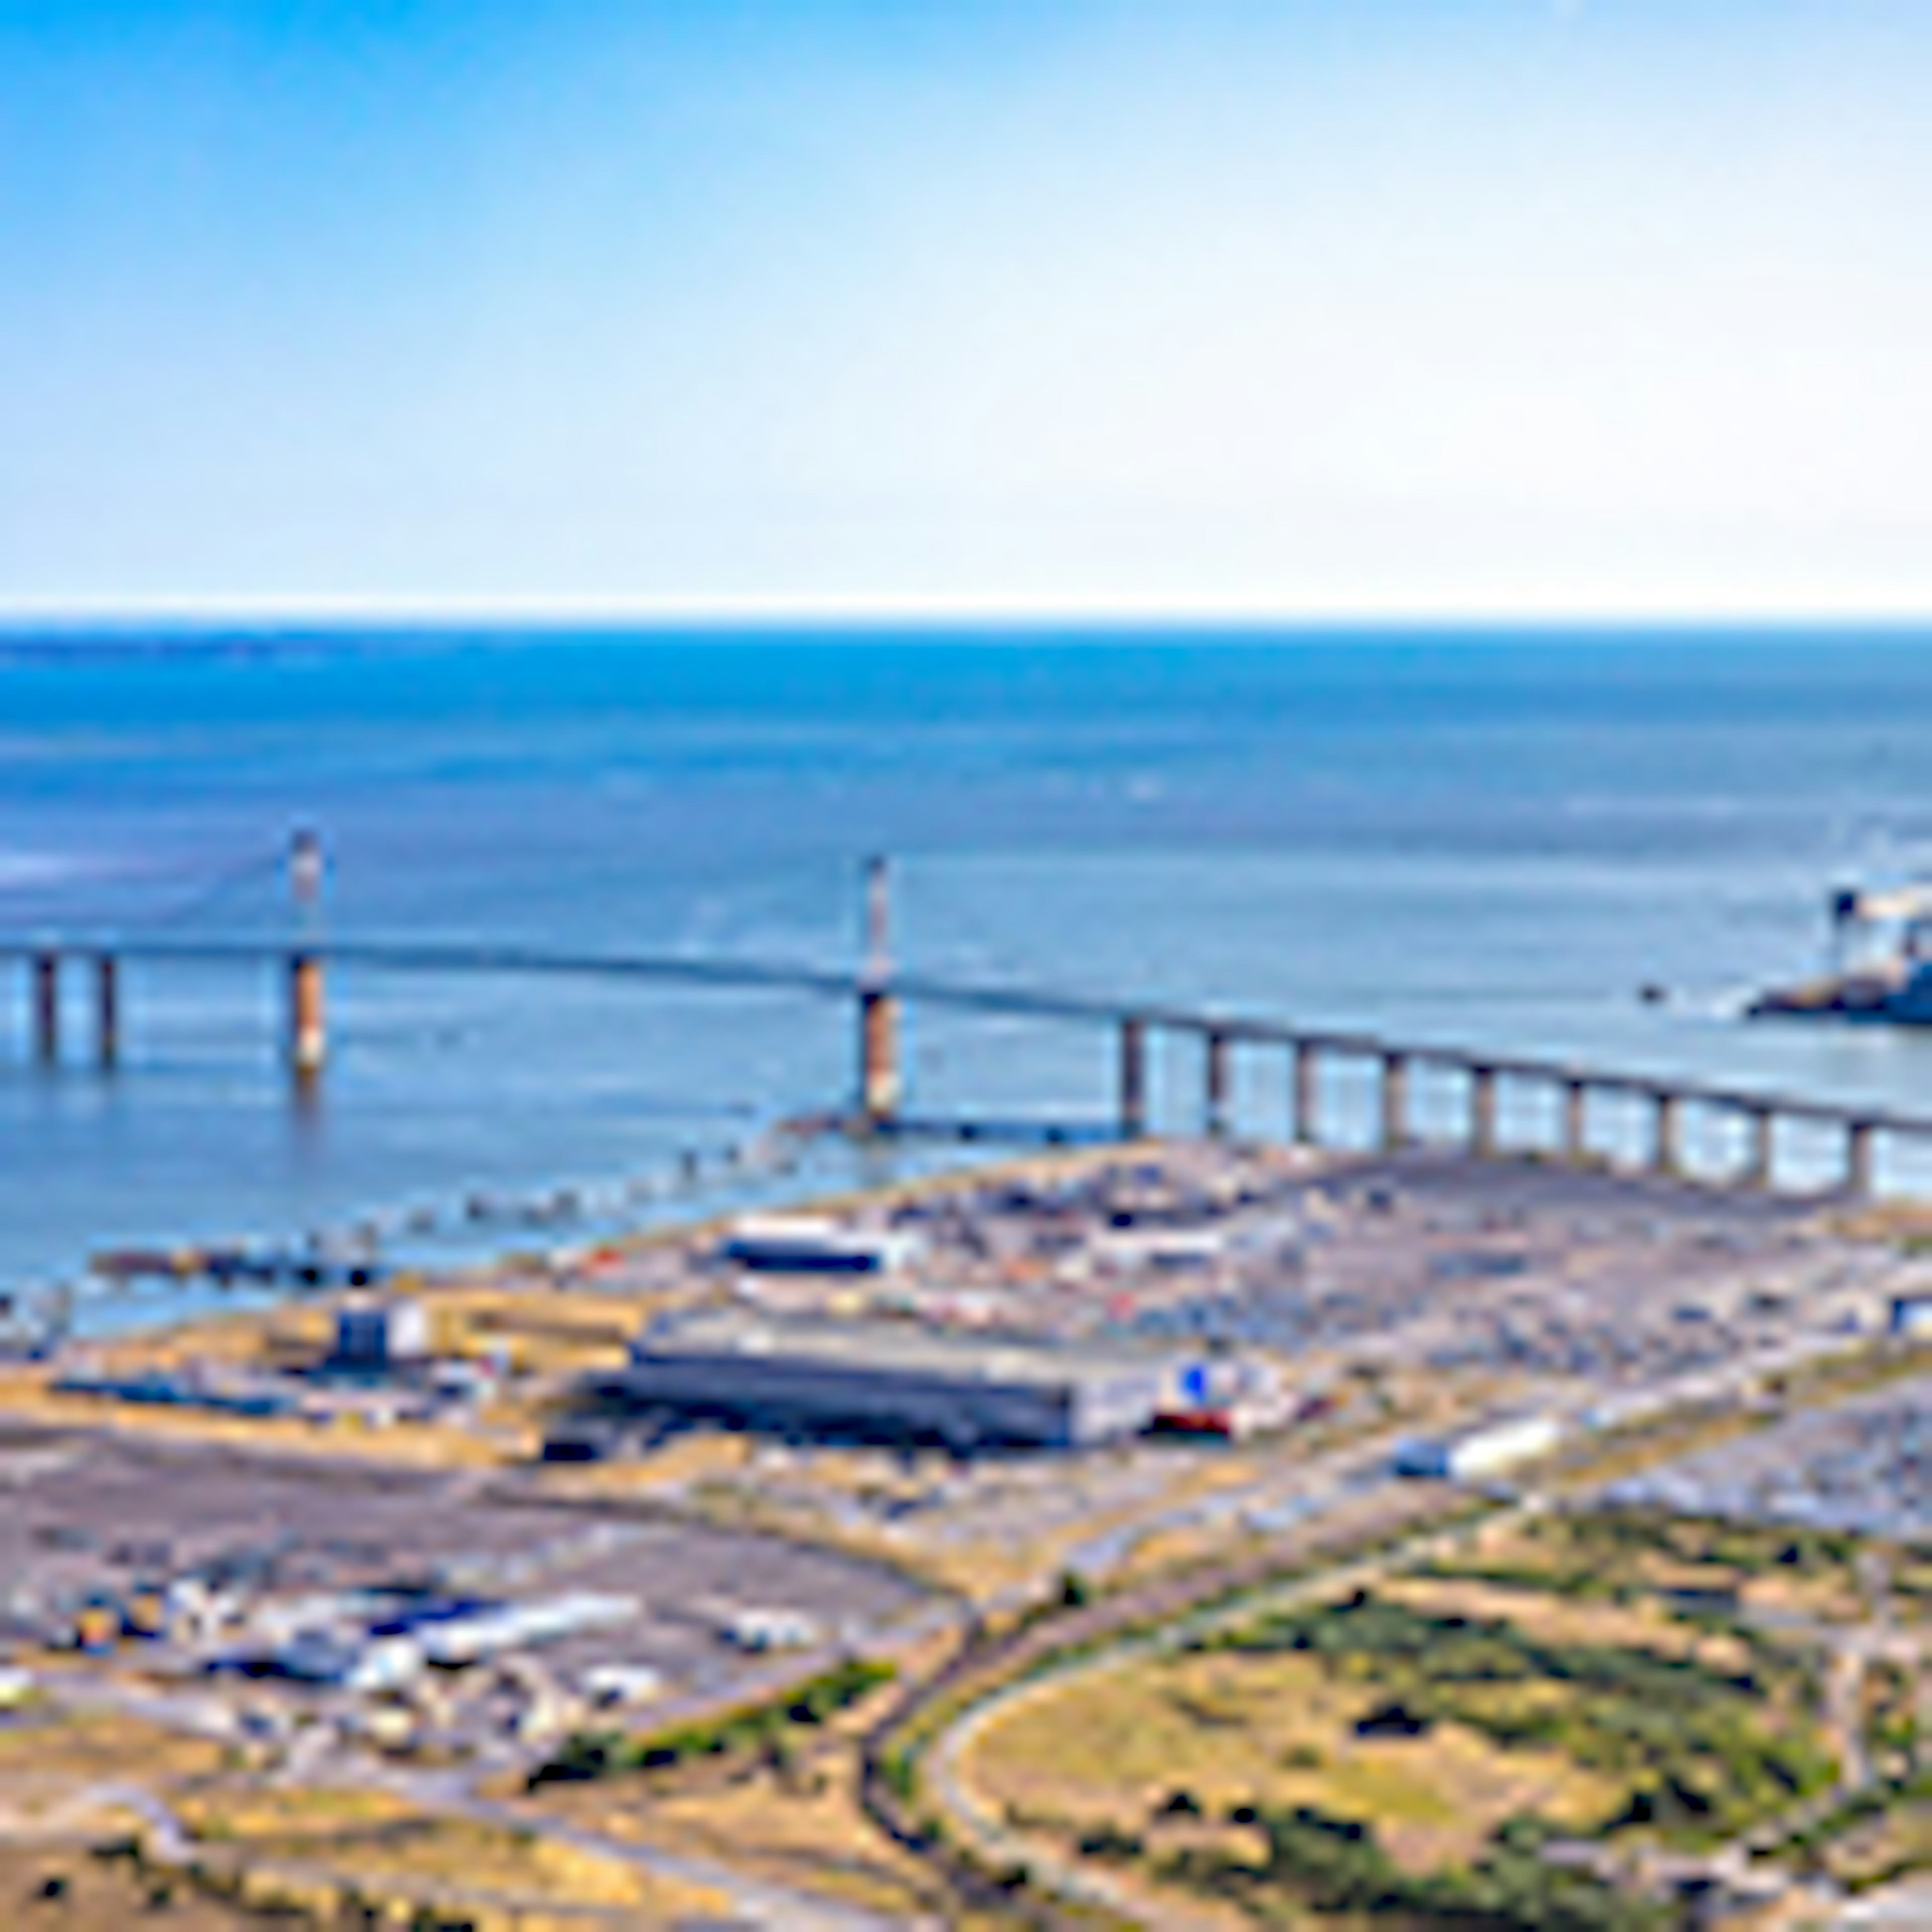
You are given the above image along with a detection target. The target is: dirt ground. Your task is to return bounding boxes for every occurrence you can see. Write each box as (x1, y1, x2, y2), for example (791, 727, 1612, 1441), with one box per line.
(169, 1780, 729, 1924)
(542, 1757, 983, 1927)
(0, 1842, 264, 1930)
(1379, 1573, 1756, 1672)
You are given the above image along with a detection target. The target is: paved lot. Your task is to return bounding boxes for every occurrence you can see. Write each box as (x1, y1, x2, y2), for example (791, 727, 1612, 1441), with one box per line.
(0, 1427, 933, 1702)
(1606, 1371, 1932, 1542)
(794, 1143, 1876, 1395)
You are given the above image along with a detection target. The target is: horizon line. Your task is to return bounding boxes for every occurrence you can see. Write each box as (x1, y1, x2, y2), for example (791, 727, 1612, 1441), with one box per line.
(3, 592, 1931, 631)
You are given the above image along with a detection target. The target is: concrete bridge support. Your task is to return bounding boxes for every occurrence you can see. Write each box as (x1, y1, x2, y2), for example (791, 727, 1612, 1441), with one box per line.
(1741, 1106, 1775, 1189)
(93, 954, 119, 1068)
(1651, 1091, 1681, 1175)
(858, 986, 899, 1128)
(1204, 1029, 1231, 1138)
(1118, 1016, 1148, 1139)
(288, 952, 327, 1081)
(31, 950, 59, 1064)
(1562, 1078, 1588, 1163)
(1380, 1052, 1409, 1151)
(1847, 1120, 1877, 1198)
(1469, 1065, 1497, 1156)
(856, 853, 900, 1130)
(1292, 1041, 1319, 1145)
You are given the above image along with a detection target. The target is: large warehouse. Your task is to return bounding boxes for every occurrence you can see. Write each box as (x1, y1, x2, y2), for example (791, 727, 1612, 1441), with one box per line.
(615, 1311, 1190, 1451)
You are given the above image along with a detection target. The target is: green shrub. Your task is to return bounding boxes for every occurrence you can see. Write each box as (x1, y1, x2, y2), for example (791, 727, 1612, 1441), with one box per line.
(1165, 1801, 1667, 1930)
(528, 1657, 895, 1788)
(1203, 1588, 1822, 1840)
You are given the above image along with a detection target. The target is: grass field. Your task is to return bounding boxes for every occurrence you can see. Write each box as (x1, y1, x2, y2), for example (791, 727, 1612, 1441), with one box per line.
(170, 1779, 730, 1925)
(546, 1756, 998, 1926)
(960, 1507, 1847, 1928)
(967, 1642, 1619, 1878)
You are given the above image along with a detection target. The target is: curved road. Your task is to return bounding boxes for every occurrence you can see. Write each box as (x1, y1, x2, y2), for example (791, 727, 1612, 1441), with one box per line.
(918, 1492, 1517, 1930)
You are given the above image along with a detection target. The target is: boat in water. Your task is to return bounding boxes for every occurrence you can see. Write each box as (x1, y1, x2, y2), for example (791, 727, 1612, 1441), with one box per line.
(1750, 883, 1932, 1023)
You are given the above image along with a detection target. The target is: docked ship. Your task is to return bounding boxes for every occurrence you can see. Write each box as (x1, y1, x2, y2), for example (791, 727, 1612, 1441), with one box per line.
(1749, 883, 1932, 1023)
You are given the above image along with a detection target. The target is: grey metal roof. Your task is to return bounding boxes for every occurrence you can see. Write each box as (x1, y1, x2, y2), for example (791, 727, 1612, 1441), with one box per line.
(633, 1309, 1181, 1387)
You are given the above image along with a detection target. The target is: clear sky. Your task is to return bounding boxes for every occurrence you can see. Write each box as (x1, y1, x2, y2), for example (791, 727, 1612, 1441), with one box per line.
(2, 0, 1927, 619)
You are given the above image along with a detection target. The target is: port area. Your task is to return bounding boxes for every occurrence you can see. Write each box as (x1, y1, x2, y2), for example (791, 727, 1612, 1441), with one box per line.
(7, 1140, 1932, 1926)
(1749, 960, 1932, 1021)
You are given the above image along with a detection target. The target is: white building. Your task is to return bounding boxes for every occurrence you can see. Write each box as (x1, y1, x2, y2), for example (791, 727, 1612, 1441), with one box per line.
(719, 1216, 922, 1275)
(1394, 1413, 1563, 1483)
(332, 1298, 430, 1370)
(417, 1593, 634, 1666)
(720, 1606, 821, 1652)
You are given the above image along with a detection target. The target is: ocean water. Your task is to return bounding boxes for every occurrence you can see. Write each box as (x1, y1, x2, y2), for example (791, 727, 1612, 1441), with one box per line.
(5, 628, 1932, 1314)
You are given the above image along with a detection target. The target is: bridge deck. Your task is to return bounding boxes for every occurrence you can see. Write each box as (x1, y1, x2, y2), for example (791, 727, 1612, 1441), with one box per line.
(2, 934, 1925, 1140)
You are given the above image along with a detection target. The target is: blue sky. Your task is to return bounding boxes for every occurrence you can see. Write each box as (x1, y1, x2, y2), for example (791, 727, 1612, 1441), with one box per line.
(1, 1, 1927, 617)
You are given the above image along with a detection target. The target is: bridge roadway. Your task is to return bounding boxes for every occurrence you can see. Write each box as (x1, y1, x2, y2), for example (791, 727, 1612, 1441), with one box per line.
(1, 933, 1925, 1185)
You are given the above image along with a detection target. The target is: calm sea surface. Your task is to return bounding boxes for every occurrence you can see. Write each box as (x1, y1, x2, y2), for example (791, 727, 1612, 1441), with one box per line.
(5, 628, 1932, 1314)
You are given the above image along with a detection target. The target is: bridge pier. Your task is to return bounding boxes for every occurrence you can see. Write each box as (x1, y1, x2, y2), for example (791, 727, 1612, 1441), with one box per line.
(31, 950, 59, 1064)
(1562, 1078, 1588, 1163)
(1469, 1065, 1497, 1156)
(1204, 1029, 1231, 1138)
(1846, 1120, 1876, 1198)
(1741, 1105, 1774, 1188)
(1118, 1016, 1148, 1139)
(93, 953, 119, 1068)
(1651, 1090, 1680, 1175)
(856, 855, 899, 1131)
(288, 951, 327, 1080)
(858, 986, 899, 1128)
(1380, 1052, 1409, 1151)
(1291, 1040, 1319, 1145)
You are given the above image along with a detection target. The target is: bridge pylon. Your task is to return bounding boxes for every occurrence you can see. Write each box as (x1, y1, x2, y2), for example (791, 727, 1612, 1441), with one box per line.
(857, 855, 900, 1129)
(287, 828, 327, 1079)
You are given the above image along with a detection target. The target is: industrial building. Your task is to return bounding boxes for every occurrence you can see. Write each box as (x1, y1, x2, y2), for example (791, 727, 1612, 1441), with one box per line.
(615, 1311, 1190, 1451)
(718, 1214, 921, 1275)
(1393, 1412, 1564, 1483)
(331, 1297, 430, 1370)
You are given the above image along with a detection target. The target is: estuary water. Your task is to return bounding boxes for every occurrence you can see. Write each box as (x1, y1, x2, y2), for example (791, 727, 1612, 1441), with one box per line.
(5, 628, 1932, 1309)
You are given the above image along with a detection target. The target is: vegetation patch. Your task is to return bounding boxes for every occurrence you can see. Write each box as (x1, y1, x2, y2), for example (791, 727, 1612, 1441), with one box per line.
(965, 1643, 1617, 1878)
(1168, 1802, 1667, 1930)
(529, 1655, 896, 1787)
(960, 1508, 1850, 1927)
(1204, 1588, 1833, 1841)
(1770, 1770, 1932, 1893)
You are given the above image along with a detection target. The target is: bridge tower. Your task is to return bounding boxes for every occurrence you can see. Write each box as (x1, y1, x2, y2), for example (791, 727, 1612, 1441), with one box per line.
(287, 826, 327, 1079)
(857, 855, 900, 1129)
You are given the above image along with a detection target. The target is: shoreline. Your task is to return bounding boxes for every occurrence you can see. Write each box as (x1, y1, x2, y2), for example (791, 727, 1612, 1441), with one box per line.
(6, 1132, 1932, 1929)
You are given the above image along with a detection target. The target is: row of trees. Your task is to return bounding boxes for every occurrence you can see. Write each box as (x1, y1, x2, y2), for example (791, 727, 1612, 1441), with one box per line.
(1165, 1801, 1668, 1931)
(529, 1655, 895, 1787)
(1204, 1589, 1834, 1837)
